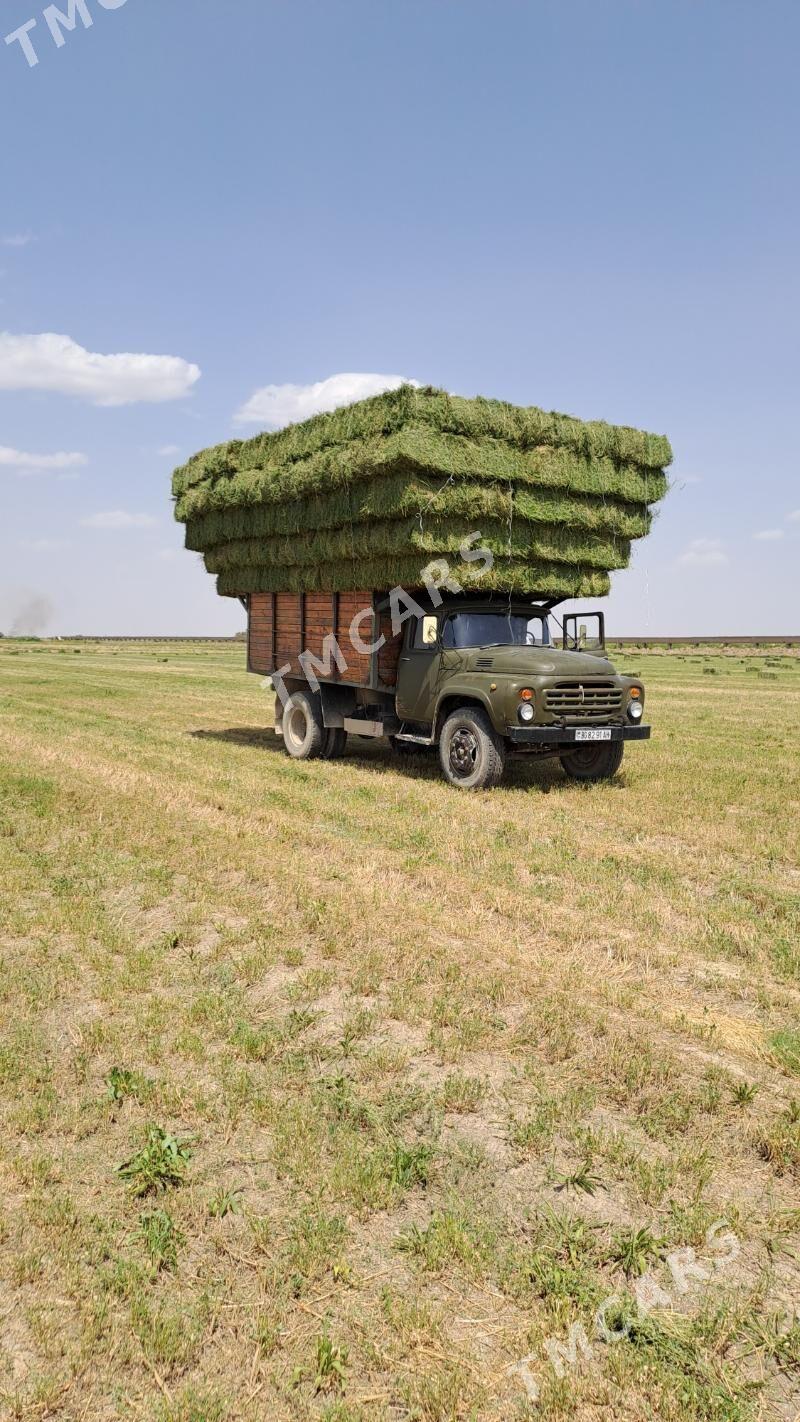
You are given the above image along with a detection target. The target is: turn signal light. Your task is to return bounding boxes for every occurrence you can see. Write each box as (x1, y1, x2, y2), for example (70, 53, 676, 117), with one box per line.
(629, 687, 641, 698)
(519, 688, 534, 701)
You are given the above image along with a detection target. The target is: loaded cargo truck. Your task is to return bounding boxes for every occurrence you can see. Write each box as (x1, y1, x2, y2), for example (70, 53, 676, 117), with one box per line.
(172, 385, 670, 786)
(247, 588, 648, 790)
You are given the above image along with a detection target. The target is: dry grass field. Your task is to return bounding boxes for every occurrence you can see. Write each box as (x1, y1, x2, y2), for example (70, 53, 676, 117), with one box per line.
(1, 640, 798, 1422)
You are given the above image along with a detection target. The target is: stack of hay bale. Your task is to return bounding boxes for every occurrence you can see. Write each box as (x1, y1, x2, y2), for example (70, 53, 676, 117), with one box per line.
(172, 385, 671, 599)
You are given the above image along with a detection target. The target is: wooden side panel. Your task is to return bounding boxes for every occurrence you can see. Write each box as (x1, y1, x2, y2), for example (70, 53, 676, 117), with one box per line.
(273, 593, 302, 676)
(248, 593, 274, 674)
(378, 610, 402, 687)
(304, 593, 336, 667)
(248, 588, 380, 688)
(337, 591, 373, 685)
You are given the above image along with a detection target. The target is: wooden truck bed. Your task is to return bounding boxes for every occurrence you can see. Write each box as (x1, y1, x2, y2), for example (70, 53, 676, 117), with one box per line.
(247, 591, 402, 690)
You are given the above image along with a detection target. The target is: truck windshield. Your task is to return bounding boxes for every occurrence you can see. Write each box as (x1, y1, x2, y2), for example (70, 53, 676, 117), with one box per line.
(442, 611, 550, 649)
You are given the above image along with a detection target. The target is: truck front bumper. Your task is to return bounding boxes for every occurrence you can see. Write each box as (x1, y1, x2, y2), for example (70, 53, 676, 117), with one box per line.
(505, 724, 651, 745)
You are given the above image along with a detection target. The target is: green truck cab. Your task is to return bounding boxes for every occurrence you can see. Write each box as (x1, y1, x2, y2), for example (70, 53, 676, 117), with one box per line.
(389, 599, 647, 788)
(270, 593, 649, 791)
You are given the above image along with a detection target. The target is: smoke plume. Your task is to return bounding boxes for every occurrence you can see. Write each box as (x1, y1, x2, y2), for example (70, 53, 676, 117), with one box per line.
(7, 595, 54, 636)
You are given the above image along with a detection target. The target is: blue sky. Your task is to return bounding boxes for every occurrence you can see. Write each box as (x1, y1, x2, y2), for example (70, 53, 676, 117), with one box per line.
(1, 0, 798, 636)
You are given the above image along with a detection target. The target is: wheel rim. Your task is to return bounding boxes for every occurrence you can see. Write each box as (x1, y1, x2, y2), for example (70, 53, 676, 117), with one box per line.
(285, 703, 308, 751)
(449, 727, 479, 778)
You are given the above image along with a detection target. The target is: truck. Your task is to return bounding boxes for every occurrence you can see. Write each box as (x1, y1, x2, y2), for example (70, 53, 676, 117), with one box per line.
(246, 587, 649, 790)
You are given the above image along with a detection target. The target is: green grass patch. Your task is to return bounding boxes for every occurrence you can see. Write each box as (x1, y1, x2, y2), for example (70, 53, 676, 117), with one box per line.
(116, 1125, 193, 1196)
(770, 1028, 800, 1075)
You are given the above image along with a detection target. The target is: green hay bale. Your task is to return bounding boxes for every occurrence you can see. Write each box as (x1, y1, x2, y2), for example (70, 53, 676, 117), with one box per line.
(172, 387, 670, 602)
(174, 427, 668, 526)
(172, 384, 672, 499)
(215, 556, 611, 600)
(184, 474, 653, 552)
(202, 518, 630, 576)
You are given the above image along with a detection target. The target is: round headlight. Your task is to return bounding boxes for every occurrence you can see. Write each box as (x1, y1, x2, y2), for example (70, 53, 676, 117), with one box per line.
(518, 701, 535, 723)
(628, 699, 643, 721)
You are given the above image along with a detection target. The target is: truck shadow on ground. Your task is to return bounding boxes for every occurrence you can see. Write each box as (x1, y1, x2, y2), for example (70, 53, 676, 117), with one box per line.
(187, 728, 628, 795)
(190, 727, 277, 749)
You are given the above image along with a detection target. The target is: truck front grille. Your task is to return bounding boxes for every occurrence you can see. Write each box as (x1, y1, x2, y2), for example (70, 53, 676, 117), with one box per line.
(544, 680, 624, 721)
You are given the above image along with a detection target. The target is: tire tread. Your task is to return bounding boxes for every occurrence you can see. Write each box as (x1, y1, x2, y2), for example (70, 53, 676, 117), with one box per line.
(439, 706, 505, 790)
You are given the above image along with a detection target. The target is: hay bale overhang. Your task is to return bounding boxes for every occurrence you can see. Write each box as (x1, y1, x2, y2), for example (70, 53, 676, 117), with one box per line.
(172, 384, 671, 599)
(215, 558, 612, 600)
(202, 519, 631, 576)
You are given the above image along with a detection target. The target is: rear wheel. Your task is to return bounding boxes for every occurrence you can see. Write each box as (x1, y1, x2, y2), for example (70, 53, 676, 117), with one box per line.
(439, 707, 505, 790)
(559, 740, 624, 782)
(322, 727, 348, 759)
(282, 691, 325, 760)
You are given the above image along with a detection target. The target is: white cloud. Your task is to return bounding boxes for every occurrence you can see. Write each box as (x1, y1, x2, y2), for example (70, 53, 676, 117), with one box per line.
(157, 444, 181, 457)
(0, 332, 201, 406)
(787, 509, 800, 523)
(0, 444, 87, 473)
(2, 233, 35, 248)
(19, 538, 70, 552)
(234, 371, 419, 428)
(678, 538, 728, 567)
(80, 511, 158, 530)
(753, 528, 784, 541)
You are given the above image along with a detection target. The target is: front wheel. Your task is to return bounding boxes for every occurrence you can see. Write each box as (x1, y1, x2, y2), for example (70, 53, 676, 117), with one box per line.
(559, 740, 624, 782)
(439, 707, 505, 790)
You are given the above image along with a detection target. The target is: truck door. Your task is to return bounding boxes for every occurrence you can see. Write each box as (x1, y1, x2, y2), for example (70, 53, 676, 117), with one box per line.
(395, 615, 441, 725)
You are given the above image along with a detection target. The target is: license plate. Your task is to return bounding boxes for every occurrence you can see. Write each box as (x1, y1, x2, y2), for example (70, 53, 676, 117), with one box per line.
(574, 728, 612, 742)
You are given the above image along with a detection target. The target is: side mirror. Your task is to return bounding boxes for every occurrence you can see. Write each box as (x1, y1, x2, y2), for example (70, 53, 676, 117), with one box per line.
(421, 615, 439, 646)
(564, 612, 605, 652)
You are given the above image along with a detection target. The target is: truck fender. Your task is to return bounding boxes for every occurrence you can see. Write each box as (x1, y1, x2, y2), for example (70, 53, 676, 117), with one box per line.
(433, 687, 499, 741)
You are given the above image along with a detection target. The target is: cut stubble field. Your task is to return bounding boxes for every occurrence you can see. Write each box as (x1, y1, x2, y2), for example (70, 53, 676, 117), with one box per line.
(0, 641, 798, 1422)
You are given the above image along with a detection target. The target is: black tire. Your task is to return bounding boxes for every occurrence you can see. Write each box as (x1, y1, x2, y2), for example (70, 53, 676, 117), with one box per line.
(559, 740, 624, 782)
(439, 707, 505, 790)
(321, 727, 348, 759)
(282, 691, 325, 760)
